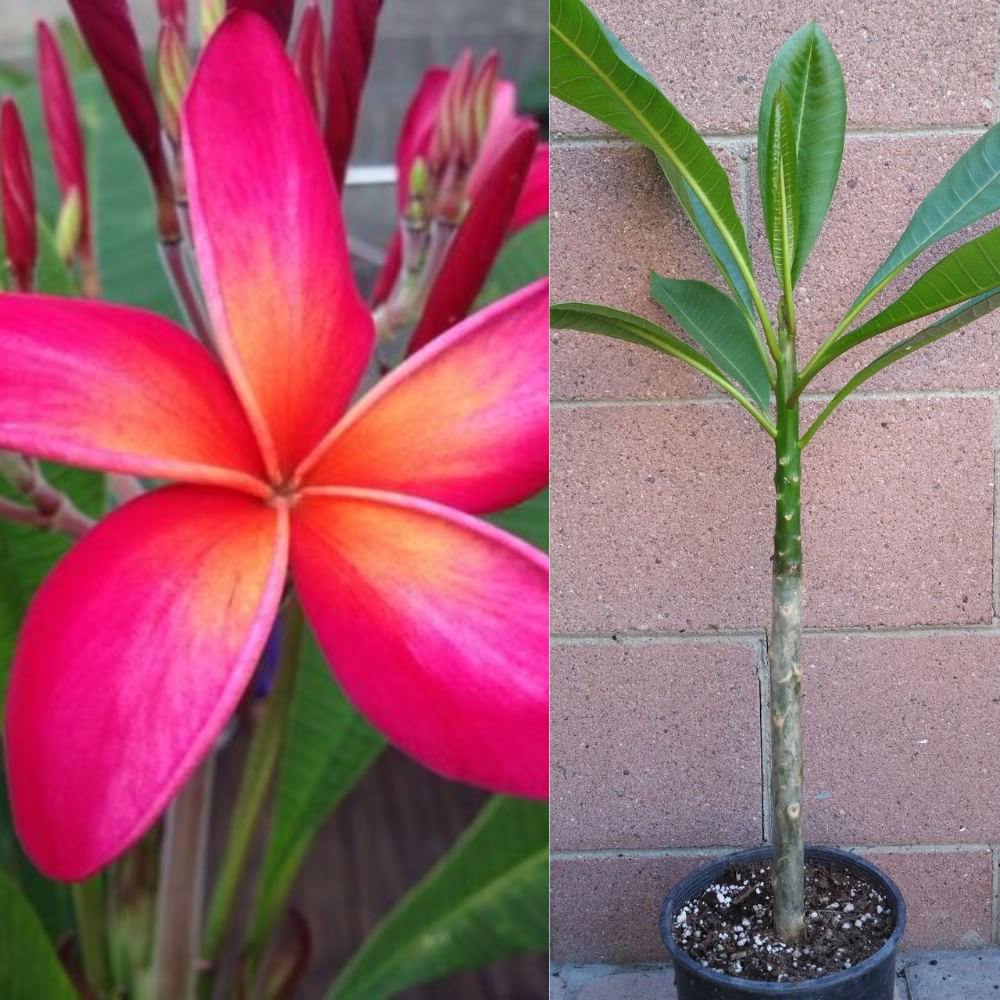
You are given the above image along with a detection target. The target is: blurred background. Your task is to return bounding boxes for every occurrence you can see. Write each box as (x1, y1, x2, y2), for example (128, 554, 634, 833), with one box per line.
(0, 1, 548, 997)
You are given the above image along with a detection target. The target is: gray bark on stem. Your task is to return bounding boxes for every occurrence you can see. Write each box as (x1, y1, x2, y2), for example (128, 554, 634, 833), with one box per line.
(770, 333, 805, 942)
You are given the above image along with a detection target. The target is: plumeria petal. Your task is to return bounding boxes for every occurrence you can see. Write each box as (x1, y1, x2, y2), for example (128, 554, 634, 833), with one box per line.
(0, 295, 268, 493)
(184, 12, 373, 481)
(5, 486, 289, 879)
(301, 279, 548, 514)
(290, 488, 548, 798)
(227, 0, 295, 41)
(510, 143, 549, 231)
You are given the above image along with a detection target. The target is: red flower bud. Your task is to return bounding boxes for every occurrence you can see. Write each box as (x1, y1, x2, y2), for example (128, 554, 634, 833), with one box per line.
(0, 99, 38, 293)
(157, 18, 191, 150)
(325, 0, 384, 190)
(67, 0, 179, 240)
(157, 0, 187, 33)
(428, 51, 472, 179)
(293, 1, 326, 124)
(408, 120, 539, 355)
(37, 23, 91, 261)
(227, 0, 295, 42)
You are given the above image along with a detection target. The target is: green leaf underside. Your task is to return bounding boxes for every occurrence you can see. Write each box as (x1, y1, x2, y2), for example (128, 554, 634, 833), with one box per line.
(763, 88, 800, 292)
(550, 0, 753, 292)
(328, 797, 548, 1000)
(855, 121, 1000, 307)
(650, 274, 770, 410)
(550, 301, 775, 434)
(834, 223, 1000, 360)
(249, 629, 385, 950)
(757, 21, 845, 286)
(0, 867, 75, 1000)
(804, 286, 1000, 447)
(656, 154, 759, 325)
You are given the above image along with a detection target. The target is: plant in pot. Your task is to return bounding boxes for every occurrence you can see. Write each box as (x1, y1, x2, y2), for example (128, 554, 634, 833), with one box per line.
(551, 0, 1000, 995)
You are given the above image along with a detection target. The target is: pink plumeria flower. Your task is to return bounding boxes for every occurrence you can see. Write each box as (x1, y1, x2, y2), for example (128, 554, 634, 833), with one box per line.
(0, 12, 549, 881)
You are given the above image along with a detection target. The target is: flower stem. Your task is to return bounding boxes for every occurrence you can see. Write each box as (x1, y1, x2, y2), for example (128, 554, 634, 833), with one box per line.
(0, 453, 94, 538)
(159, 238, 213, 350)
(151, 756, 216, 1000)
(199, 597, 305, 984)
(72, 875, 114, 994)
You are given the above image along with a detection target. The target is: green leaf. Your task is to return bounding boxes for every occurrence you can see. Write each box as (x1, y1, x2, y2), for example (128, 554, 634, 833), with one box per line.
(833, 224, 1000, 361)
(248, 629, 385, 953)
(329, 797, 548, 1000)
(855, 122, 1000, 309)
(550, 0, 754, 300)
(550, 301, 776, 435)
(650, 274, 771, 410)
(477, 220, 548, 307)
(803, 286, 1000, 448)
(487, 490, 549, 552)
(656, 153, 759, 325)
(757, 21, 845, 286)
(762, 87, 799, 292)
(34, 220, 77, 297)
(0, 758, 72, 943)
(0, 464, 105, 709)
(0, 866, 76, 1000)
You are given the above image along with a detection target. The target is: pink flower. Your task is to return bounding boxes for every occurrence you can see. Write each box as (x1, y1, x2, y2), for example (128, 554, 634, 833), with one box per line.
(0, 13, 548, 881)
(0, 98, 37, 293)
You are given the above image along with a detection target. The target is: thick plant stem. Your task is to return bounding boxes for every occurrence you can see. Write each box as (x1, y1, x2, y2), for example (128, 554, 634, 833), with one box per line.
(151, 756, 216, 1000)
(199, 597, 306, 985)
(770, 329, 805, 943)
(72, 875, 114, 994)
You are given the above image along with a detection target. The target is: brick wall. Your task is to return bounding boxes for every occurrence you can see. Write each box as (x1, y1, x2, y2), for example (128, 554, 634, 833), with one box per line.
(550, 0, 1000, 964)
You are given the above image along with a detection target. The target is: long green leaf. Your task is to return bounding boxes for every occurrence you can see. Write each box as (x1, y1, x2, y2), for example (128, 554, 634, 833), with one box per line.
(650, 274, 771, 410)
(831, 224, 1000, 361)
(0, 867, 76, 1000)
(328, 797, 548, 1000)
(487, 489, 549, 552)
(248, 630, 385, 953)
(802, 286, 1000, 448)
(550, 301, 776, 435)
(762, 87, 800, 295)
(0, 464, 104, 708)
(656, 153, 759, 327)
(476, 220, 548, 308)
(549, 0, 755, 312)
(854, 121, 1000, 309)
(757, 21, 845, 285)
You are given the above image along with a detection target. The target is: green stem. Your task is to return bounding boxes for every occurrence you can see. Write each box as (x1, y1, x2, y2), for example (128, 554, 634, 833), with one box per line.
(769, 330, 805, 942)
(72, 875, 113, 995)
(151, 756, 216, 1000)
(199, 597, 306, 983)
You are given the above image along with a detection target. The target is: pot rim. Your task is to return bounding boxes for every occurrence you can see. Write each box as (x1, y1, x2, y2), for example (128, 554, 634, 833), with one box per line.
(659, 845, 907, 996)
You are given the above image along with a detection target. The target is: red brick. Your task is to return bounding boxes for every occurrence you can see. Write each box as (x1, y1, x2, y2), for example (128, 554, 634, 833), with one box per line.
(550, 143, 745, 401)
(801, 634, 1000, 845)
(551, 397, 993, 633)
(551, 641, 763, 850)
(551, 0, 995, 136)
(862, 850, 994, 950)
(550, 854, 713, 964)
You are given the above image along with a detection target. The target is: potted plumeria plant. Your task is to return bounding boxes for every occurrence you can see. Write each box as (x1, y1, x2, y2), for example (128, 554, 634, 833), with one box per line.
(0, 1, 549, 997)
(551, 0, 1000, 997)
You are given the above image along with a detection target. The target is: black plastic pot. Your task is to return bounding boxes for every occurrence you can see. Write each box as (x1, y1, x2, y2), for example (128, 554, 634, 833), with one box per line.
(659, 846, 906, 1000)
